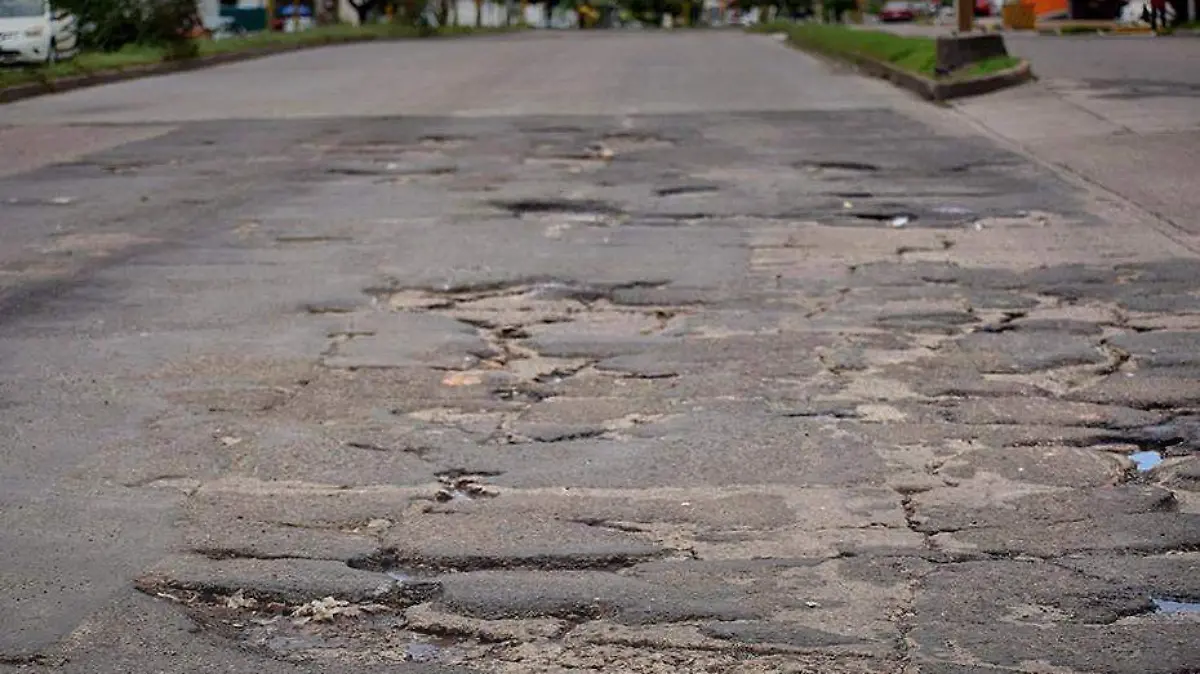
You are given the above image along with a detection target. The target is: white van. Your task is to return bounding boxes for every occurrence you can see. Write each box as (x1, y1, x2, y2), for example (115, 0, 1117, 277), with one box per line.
(0, 0, 77, 65)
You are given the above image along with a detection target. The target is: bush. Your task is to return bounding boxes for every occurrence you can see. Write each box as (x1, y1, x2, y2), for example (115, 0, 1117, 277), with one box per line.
(58, 0, 200, 53)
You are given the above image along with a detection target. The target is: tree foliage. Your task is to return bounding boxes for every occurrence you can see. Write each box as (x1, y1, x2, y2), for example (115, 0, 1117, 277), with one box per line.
(56, 0, 200, 53)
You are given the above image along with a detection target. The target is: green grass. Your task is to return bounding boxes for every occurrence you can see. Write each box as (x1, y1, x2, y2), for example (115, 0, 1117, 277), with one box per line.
(753, 21, 939, 75)
(1159, 21, 1200, 34)
(956, 55, 1021, 77)
(0, 23, 521, 90)
(752, 21, 1022, 79)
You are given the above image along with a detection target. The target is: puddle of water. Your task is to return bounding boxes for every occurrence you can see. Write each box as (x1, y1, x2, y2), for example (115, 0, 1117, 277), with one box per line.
(386, 569, 416, 583)
(850, 212, 918, 226)
(1153, 597, 1200, 614)
(1129, 450, 1163, 472)
(405, 642, 441, 662)
(382, 562, 442, 583)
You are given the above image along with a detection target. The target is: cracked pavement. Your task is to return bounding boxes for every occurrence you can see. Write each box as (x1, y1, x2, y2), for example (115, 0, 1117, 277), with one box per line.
(1, 30, 1198, 674)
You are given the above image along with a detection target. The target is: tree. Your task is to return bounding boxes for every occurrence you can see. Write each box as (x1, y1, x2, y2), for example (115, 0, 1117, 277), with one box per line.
(433, 0, 452, 26)
(56, 0, 199, 53)
(346, 0, 381, 23)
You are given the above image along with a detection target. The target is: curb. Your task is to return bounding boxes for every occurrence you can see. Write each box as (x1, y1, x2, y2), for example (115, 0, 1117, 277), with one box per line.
(792, 40, 1034, 102)
(1034, 27, 1154, 35)
(0, 31, 516, 106)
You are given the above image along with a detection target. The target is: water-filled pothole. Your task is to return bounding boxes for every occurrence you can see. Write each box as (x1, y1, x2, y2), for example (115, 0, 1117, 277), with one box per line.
(1130, 450, 1164, 472)
(853, 212, 918, 223)
(844, 212, 917, 228)
(384, 566, 441, 584)
(1152, 597, 1200, 614)
(405, 642, 442, 662)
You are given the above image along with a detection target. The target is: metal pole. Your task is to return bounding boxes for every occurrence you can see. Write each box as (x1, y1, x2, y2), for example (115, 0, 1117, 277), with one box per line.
(957, 0, 973, 32)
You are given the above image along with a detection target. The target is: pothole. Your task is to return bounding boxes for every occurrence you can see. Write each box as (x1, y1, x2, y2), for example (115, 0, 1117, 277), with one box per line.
(417, 135, 472, 150)
(1130, 450, 1164, 472)
(328, 163, 458, 179)
(402, 641, 443, 662)
(852, 212, 918, 223)
(1152, 597, 1200, 614)
(600, 131, 676, 151)
(797, 160, 880, 177)
(305, 304, 358, 315)
(655, 185, 719, 197)
(435, 471, 500, 502)
(275, 234, 354, 244)
(492, 384, 553, 403)
(491, 198, 623, 219)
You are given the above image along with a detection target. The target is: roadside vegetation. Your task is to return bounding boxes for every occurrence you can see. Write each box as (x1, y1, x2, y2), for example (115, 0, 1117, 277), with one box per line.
(751, 21, 1020, 78)
(0, 22, 519, 90)
(0, 0, 521, 91)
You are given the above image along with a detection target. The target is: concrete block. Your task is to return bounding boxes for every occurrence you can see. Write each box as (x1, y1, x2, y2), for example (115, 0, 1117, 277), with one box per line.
(936, 34, 1010, 71)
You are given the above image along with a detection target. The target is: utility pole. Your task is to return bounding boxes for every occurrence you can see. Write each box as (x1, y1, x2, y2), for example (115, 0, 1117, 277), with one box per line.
(956, 0, 973, 32)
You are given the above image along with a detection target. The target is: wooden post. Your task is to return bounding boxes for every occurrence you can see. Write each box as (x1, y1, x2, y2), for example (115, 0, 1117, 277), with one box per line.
(957, 0, 973, 32)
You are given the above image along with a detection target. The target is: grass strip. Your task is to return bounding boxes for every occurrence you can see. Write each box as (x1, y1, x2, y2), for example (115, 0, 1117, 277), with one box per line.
(751, 21, 1020, 79)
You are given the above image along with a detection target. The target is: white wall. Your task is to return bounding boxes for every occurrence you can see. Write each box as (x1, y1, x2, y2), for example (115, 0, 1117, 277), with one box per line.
(337, 0, 554, 26)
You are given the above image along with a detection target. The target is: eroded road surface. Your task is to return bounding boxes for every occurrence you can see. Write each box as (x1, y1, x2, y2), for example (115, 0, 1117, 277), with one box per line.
(1, 30, 1198, 674)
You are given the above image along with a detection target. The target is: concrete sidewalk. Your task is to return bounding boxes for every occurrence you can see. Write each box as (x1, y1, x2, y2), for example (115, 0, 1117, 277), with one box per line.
(949, 33, 1200, 245)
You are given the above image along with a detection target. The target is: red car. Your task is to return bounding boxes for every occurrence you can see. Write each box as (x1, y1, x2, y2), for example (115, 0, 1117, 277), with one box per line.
(879, 1, 917, 21)
(975, 0, 995, 15)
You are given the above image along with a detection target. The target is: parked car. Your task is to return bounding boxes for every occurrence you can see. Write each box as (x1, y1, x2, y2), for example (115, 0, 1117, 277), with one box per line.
(974, 0, 996, 15)
(879, 1, 917, 21)
(0, 0, 77, 65)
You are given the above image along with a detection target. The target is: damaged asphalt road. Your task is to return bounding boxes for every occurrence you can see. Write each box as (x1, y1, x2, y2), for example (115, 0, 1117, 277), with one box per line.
(1, 31, 1199, 674)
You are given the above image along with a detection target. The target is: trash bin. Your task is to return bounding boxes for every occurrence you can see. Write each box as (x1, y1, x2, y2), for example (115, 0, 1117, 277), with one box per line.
(220, 6, 269, 32)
